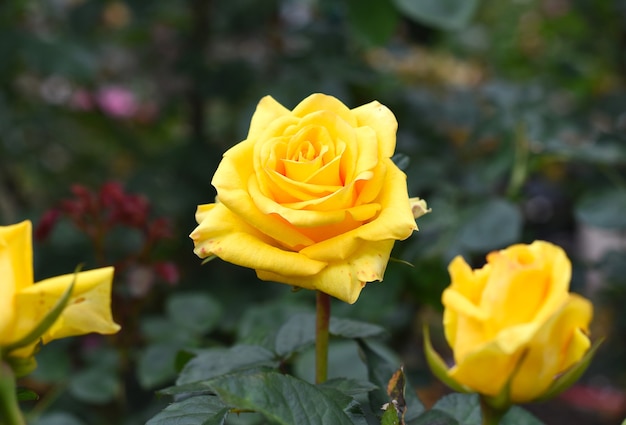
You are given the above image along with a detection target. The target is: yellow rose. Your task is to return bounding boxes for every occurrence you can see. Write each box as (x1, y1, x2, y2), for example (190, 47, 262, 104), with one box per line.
(190, 93, 426, 304)
(0, 221, 120, 359)
(439, 240, 593, 403)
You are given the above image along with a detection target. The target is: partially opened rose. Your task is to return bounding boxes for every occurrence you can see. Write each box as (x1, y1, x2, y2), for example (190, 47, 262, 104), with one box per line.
(190, 93, 426, 303)
(428, 241, 593, 404)
(0, 220, 120, 360)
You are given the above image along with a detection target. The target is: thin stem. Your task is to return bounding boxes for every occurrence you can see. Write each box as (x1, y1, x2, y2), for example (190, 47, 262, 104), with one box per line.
(506, 122, 529, 200)
(315, 291, 331, 384)
(480, 397, 507, 425)
(0, 363, 26, 425)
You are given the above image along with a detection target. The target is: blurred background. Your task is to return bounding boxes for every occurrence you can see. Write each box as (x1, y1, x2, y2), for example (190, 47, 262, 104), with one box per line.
(1, 0, 625, 424)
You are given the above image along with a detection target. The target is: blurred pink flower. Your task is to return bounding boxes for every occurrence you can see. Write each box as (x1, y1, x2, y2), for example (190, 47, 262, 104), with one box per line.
(96, 85, 138, 118)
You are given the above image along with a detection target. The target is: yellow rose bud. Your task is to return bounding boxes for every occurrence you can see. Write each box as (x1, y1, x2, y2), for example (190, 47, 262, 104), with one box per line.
(190, 93, 424, 304)
(0, 221, 120, 359)
(436, 241, 593, 404)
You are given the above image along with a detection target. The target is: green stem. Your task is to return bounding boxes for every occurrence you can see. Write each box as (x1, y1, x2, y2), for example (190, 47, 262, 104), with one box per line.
(0, 363, 26, 425)
(480, 397, 508, 425)
(506, 122, 529, 200)
(315, 291, 331, 384)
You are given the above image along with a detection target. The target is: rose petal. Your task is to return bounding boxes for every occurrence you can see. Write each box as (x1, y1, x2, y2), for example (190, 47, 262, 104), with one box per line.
(246, 96, 291, 141)
(292, 93, 357, 127)
(296, 111, 358, 180)
(14, 267, 120, 344)
(447, 255, 490, 306)
(480, 255, 561, 335)
(448, 339, 524, 397)
(510, 294, 592, 402)
(351, 101, 397, 158)
(212, 140, 315, 249)
(352, 126, 380, 178)
(261, 168, 341, 204)
(0, 221, 33, 292)
(257, 239, 394, 304)
(0, 221, 33, 344)
(300, 162, 416, 261)
(191, 203, 326, 276)
(250, 176, 380, 228)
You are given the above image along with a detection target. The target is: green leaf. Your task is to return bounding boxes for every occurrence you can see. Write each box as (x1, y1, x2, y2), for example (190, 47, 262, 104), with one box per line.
(16, 387, 38, 401)
(167, 292, 222, 335)
(429, 394, 544, 425)
(391, 0, 479, 30)
(544, 132, 626, 165)
(237, 303, 312, 350)
(206, 370, 355, 425)
(293, 341, 368, 383)
(146, 396, 229, 425)
(411, 409, 459, 425)
(317, 386, 369, 425)
(381, 406, 401, 425)
(318, 377, 378, 397)
(137, 343, 181, 389)
(31, 413, 86, 425)
(430, 394, 481, 424)
(275, 313, 387, 357)
(500, 407, 544, 425)
(346, 0, 399, 45)
(575, 190, 626, 229)
(176, 345, 278, 385)
(331, 317, 388, 340)
(68, 366, 120, 404)
(274, 313, 315, 357)
(358, 340, 424, 422)
(140, 317, 197, 345)
(457, 199, 522, 252)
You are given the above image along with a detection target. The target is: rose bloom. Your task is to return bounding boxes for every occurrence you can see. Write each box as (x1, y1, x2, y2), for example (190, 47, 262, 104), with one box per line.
(441, 241, 593, 403)
(0, 221, 120, 359)
(190, 93, 426, 303)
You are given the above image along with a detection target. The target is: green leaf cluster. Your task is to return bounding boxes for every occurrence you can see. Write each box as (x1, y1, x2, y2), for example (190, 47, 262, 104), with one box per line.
(148, 314, 545, 425)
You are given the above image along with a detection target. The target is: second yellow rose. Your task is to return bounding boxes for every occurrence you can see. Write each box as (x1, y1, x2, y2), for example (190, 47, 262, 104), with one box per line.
(439, 240, 593, 403)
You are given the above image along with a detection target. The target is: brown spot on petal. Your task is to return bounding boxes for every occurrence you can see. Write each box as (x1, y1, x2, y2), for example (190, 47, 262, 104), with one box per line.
(73, 297, 86, 304)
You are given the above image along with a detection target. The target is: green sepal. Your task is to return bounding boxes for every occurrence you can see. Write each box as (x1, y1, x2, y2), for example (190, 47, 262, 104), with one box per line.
(422, 326, 471, 394)
(2, 266, 78, 356)
(388, 257, 415, 268)
(5, 356, 38, 379)
(533, 338, 603, 403)
(201, 255, 217, 265)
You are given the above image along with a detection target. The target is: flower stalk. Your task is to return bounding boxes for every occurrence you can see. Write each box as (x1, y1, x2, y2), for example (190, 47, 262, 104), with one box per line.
(315, 291, 330, 384)
(0, 362, 26, 425)
(480, 397, 507, 425)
